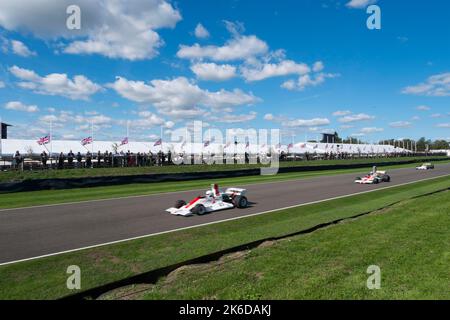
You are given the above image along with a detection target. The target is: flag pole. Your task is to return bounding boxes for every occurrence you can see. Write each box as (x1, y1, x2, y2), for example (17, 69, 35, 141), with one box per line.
(50, 119, 53, 168)
(91, 120, 94, 154)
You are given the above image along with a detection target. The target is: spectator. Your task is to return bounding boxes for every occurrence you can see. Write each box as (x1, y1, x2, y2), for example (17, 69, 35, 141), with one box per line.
(137, 152, 142, 167)
(40, 151, 48, 169)
(97, 151, 102, 167)
(58, 152, 65, 169)
(14, 151, 23, 170)
(67, 150, 74, 168)
(86, 151, 92, 168)
(167, 150, 172, 165)
(76, 152, 82, 168)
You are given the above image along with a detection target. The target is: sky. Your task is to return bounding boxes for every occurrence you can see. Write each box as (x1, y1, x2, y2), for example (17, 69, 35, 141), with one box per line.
(0, 0, 449, 144)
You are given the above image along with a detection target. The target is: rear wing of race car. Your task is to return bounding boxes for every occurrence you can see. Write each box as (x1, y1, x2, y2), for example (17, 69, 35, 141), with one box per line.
(225, 187, 247, 197)
(376, 170, 386, 174)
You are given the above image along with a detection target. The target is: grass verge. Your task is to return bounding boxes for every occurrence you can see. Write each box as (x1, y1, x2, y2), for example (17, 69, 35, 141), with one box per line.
(0, 174, 449, 299)
(139, 188, 450, 300)
(1, 160, 449, 209)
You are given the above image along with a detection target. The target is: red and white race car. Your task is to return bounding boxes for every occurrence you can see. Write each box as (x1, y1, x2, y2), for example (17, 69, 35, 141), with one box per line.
(354, 167, 391, 184)
(166, 184, 249, 216)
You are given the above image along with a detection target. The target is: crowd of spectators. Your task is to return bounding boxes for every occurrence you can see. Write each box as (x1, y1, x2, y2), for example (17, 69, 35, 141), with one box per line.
(6, 148, 429, 171)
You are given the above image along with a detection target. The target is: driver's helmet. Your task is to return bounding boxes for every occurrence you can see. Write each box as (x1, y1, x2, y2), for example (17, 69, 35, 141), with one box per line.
(206, 190, 213, 197)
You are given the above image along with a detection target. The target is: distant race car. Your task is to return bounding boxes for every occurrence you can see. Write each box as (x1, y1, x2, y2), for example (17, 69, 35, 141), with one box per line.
(416, 163, 434, 170)
(166, 184, 249, 216)
(355, 166, 391, 184)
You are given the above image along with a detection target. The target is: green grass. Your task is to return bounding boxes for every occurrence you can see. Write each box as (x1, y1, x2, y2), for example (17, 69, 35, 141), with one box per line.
(1, 159, 449, 209)
(0, 175, 449, 300)
(141, 189, 450, 300)
(1, 156, 446, 183)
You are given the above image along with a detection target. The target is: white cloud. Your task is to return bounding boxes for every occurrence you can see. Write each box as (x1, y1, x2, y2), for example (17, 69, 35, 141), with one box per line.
(332, 110, 352, 116)
(108, 76, 259, 120)
(132, 111, 166, 129)
(9, 65, 102, 100)
(402, 73, 450, 97)
(283, 118, 330, 128)
(11, 40, 36, 57)
(436, 123, 450, 128)
(0, 0, 181, 60)
(360, 127, 384, 134)
(241, 60, 310, 82)
(431, 113, 445, 118)
(338, 113, 375, 123)
(416, 105, 431, 111)
(5, 101, 39, 113)
(0, 81, 5, 88)
(191, 63, 237, 81)
(282, 72, 339, 91)
(264, 113, 274, 121)
(346, 0, 377, 9)
(211, 111, 257, 123)
(177, 35, 268, 61)
(194, 23, 210, 39)
(312, 61, 324, 72)
(389, 121, 412, 128)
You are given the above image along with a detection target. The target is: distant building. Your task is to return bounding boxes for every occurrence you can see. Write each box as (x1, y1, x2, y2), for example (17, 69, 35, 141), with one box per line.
(321, 132, 338, 143)
(1, 122, 12, 139)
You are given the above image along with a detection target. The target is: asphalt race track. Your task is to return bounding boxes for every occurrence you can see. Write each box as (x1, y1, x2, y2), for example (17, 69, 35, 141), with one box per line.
(1, 164, 449, 265)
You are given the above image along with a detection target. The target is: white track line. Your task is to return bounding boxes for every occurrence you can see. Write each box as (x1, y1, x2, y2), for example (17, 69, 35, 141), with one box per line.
(0, 163, 440, 213)
(1, 173, 449, 267)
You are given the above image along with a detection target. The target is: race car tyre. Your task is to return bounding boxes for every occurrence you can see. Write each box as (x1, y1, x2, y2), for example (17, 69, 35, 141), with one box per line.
(192, 204, 207, 215)
(373, 179, 379, 184)
(175, 200, 186, 209)
(383, 175, 391, 182)
(355, 177, 361, 181)
(233, 196, 248, 208)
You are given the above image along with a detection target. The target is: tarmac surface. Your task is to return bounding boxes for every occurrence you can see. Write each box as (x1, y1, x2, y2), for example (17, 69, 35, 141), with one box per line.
(1, 163, 449, 265)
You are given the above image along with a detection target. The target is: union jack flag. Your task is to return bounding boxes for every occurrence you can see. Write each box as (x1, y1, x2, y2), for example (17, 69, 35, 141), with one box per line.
(154, 138, 162, 146)
(120, 137, 128, 146)
(37, 135, 51, 145)
(288, 143, 294, 149)
(81, 136, 93, 146)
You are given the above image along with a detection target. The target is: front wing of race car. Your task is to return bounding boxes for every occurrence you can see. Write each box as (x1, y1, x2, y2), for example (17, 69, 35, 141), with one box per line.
(354, 176, 375, 184)
(166, 199, 235, 216)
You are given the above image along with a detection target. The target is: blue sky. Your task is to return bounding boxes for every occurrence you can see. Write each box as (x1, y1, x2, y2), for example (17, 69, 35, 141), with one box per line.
(0, 0, 449, 143)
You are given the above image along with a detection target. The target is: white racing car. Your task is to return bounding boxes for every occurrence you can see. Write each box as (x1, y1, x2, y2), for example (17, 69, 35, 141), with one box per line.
(355, 166, 391, 184)
(166, 184, 249, 216)
(416, 163, 434, 170)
